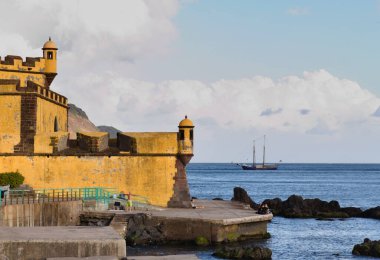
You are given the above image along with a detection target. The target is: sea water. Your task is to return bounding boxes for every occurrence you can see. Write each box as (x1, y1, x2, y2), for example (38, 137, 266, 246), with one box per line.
(131, 163, 380, 259)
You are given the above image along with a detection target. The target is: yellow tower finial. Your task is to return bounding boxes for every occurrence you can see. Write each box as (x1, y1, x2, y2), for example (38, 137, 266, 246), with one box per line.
(42, 38, 58, 86)
(178, 116, 194, 156)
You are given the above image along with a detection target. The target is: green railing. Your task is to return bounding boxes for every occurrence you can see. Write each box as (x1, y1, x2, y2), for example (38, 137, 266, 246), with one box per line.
(0, 187, 117, 207)
(109, 193, 152, 210)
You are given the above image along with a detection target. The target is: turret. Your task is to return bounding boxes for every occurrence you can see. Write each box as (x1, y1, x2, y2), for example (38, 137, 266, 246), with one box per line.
(42, 37, 58, 87)
(178, 116, 194, 163)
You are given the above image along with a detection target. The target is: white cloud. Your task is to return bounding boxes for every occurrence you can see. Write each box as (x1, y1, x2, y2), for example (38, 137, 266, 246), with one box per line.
(64, 70, 380, 137)
(1, 1, 380, 162)
(287, 7, 309, 16)
(0, 0, 179, 66)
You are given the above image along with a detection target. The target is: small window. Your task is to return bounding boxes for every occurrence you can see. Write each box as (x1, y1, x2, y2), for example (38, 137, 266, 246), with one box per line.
(54, 117, 59, 132)
(47, 51, 53, 60)
(190, 130, 193, 140)
(179, 130, 185, 140)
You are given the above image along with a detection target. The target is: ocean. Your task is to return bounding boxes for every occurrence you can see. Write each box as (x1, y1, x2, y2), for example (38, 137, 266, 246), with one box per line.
(132, 163, 380, 259)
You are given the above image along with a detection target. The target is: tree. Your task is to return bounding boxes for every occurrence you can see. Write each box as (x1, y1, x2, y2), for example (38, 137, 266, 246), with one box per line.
(0, 172, 25, 188)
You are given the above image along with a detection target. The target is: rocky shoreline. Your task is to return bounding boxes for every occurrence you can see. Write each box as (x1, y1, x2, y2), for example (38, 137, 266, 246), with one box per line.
(352, 238, 380, 257)
(232, 187, 380, 220)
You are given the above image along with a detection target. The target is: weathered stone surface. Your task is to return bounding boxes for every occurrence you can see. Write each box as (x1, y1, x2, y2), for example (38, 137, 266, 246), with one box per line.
(0, 226, 126, 259)
(80, 212, 115, 226)
(352, 238, 380, 257)
(231, 187, 259, 209)
(213, 245, 272, 259)
(125, 213, 165, 246)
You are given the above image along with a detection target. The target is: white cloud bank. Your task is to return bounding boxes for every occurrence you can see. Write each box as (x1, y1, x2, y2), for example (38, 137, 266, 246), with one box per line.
(68, 70, 380, 137)
(1, 0, 380, 162)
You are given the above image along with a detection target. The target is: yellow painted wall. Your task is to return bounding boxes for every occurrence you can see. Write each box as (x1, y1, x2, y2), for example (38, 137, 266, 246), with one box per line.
(34, 131, 68, 154)
(36, 97, 68, 133)
(0, 68, 46, 88)
(0, 155, 178, 207)
(0, 95, 21, 153)
(121, 133, 179, 154)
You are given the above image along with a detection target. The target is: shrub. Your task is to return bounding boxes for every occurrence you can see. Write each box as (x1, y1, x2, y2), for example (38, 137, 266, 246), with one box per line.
(195, 236, 209, 246)
(0, 171, 25, 188)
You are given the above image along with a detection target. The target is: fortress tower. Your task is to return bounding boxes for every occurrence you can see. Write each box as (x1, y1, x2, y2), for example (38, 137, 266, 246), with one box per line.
(0, 39, 194, 208)
(0, 38, 68, 154)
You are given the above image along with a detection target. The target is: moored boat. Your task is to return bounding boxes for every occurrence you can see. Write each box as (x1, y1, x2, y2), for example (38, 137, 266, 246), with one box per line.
(240, 135, 278, 170)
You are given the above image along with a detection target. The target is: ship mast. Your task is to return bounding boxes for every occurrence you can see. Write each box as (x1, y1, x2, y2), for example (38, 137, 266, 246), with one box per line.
(253, 140, 256, 167)
(263, 135, 266, 166)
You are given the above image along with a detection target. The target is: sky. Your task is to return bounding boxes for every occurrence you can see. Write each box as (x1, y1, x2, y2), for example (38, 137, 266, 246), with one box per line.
(0, 0, 380, 163)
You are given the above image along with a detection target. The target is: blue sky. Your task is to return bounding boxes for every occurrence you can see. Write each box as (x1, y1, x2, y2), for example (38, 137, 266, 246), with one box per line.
(1, 0, 380, 162)
(144, 1, 380, 95)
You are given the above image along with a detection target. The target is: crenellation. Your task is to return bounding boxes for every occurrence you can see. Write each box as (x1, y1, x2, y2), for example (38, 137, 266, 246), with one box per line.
(0, 55, 43, 69)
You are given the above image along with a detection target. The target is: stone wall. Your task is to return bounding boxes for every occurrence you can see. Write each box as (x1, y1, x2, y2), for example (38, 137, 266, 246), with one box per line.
(0, 94, 21, 153)
(0, 200, 82, 227)
(0, 155, 191, 207)
(118, 132, 178, 154)
(77, 132, 109, 152)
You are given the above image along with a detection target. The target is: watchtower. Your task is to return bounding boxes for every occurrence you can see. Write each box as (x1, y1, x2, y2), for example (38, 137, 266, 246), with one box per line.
(178, 116, 194, 165)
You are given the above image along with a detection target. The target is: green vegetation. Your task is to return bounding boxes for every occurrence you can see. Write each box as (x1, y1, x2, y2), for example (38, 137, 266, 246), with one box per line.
(195, 236, 209, 246)
(0, 171, 25, 188)
(226, 232, 240, 242)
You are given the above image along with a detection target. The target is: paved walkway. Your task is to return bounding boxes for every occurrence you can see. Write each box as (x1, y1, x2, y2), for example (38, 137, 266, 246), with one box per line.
(115, 199, 272, 225)
(128, 255, 199, 260)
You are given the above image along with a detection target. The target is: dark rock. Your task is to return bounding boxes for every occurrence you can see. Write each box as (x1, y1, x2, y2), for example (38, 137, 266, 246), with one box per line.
(214, 245, 272, 259)
(352, 238, 380, 257)
(360, 206, 380, 219)
(341, 207, 363, 217)
(213, 198, 224, 201)
(125, 213, 165, 246)
(232, 187, 259, 209)
(316, 218, 334, 221)
(263, 195, 358, 219)
(262, 198, 282, 215)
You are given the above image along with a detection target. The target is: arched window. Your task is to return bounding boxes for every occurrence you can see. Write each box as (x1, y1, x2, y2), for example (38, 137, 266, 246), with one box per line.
(47, 51, 53, 60)
(54, 117, 59, 132)
(179, 130, 185, 140)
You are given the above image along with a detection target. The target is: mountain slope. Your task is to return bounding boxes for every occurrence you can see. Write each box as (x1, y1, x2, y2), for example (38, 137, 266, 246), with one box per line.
(68, 103, 99, 139)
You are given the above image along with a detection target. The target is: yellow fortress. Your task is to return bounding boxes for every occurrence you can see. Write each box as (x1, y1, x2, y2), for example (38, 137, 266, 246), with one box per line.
(0, 39, 194, 207)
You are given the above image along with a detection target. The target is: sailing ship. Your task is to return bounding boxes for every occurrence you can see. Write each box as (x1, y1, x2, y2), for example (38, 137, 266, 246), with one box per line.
(240, 135, 278, 170)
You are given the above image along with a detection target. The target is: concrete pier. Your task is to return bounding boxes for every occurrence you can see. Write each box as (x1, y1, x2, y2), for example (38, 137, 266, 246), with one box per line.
(146, 199, 272, 242)
(84, 199, 272, 244)
(0, 226, 126, 260)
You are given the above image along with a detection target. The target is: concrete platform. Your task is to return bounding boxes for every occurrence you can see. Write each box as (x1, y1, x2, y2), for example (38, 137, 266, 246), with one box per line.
(0, 226, 126, 260)
(128, 255, 199, 260)
(149, 199, 272, 225)
(106, 199, 272, 243)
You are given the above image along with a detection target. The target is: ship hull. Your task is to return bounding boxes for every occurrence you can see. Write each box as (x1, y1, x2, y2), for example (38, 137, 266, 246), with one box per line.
(241, 164, 278, 170)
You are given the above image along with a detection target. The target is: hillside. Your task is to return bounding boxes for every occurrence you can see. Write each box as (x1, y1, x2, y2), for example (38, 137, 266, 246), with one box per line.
(97, 125, 121, 139)
(68, 103, 99, 139)
(68, 104, 121, 139)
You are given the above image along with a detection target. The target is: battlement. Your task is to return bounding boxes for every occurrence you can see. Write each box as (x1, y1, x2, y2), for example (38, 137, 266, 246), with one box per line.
(0, 80, 67, 107)
(0, 55, 45, 73)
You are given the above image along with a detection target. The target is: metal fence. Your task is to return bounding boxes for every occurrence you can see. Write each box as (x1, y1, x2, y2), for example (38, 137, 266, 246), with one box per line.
(0, 187, 117, 207)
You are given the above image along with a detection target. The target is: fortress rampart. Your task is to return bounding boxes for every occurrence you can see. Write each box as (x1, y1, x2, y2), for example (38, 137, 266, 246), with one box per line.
(0, 39, 194, 208)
